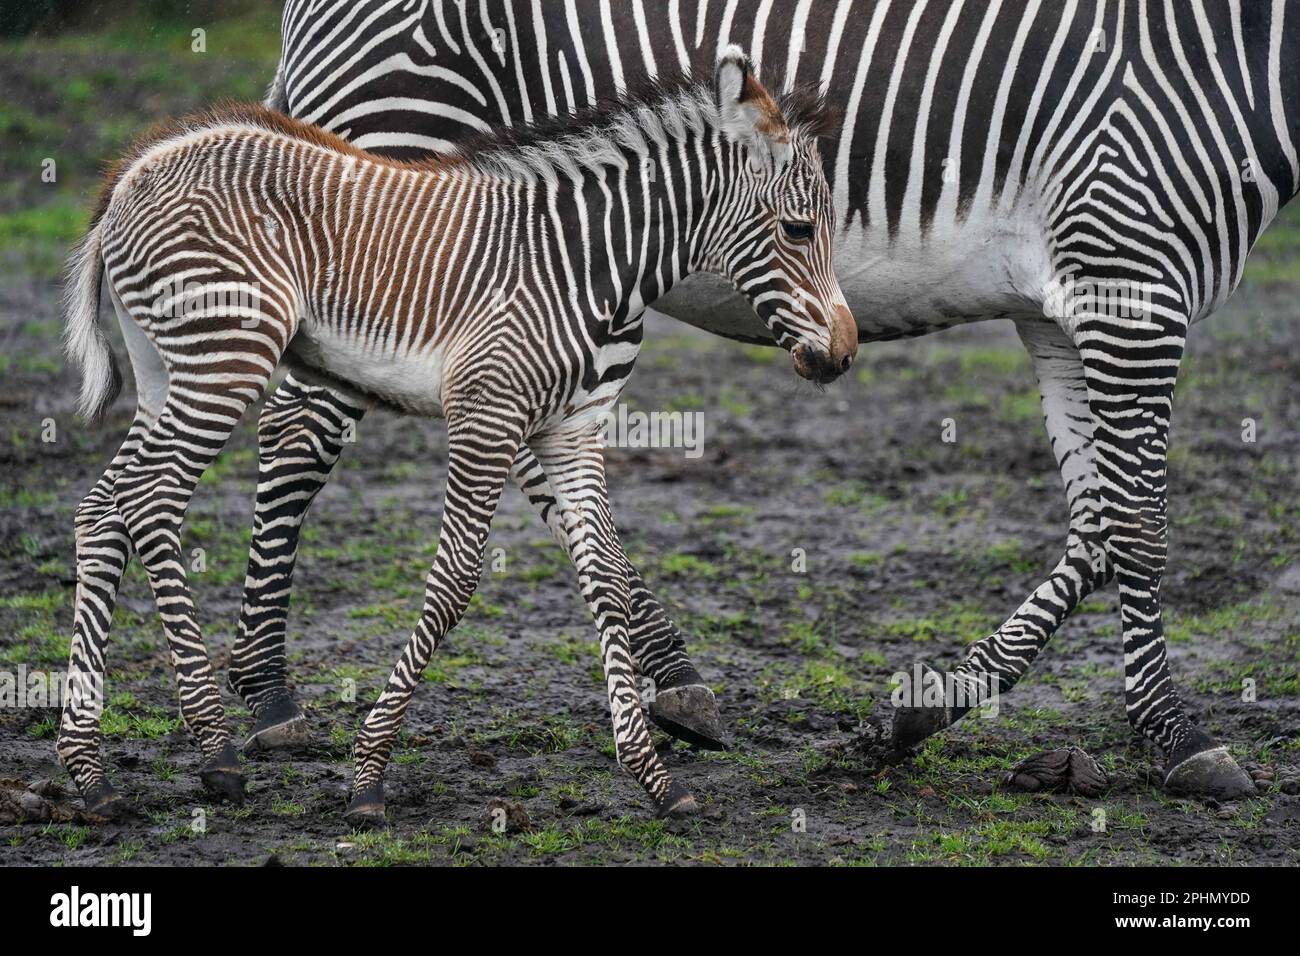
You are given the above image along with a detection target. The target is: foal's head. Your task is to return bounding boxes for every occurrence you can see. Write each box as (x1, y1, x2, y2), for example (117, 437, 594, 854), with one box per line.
(706, 46, 856, 385)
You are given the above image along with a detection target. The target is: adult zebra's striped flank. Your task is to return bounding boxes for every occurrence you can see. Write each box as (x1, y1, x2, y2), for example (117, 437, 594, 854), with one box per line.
(58, 47, 854, 819)
(230, 0, 1300, 802)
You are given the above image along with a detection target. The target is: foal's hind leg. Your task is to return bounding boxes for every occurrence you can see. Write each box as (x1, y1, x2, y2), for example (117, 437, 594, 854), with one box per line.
(511, 447, 728, 750)
(59, 415, 153, 814)
(111, 359, 279, 803)
(530, 429, 695, 817)
(60, 299, 171, 814)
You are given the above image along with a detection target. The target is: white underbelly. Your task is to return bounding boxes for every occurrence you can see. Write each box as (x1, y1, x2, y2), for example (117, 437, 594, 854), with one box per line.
(291, 323, 446, 416)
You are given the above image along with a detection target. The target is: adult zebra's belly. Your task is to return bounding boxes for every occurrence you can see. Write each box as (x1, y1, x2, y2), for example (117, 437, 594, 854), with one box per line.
(653, 217, 1056, 346)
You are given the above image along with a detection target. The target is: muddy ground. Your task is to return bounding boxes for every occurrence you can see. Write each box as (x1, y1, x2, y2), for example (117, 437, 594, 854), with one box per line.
(1, 14, 1298, 866)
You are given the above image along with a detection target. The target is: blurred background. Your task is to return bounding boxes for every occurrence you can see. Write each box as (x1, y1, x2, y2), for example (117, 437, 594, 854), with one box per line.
(0, 0, 280, 282)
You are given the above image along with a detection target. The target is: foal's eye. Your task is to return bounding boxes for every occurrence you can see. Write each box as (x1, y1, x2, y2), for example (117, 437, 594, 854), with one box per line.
(781, 220, 815, 242)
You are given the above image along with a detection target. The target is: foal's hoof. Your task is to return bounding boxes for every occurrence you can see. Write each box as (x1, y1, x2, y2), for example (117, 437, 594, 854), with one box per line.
(82, 779, 125, 819)
(199, 768, 247, 805)
(1005, 747, 1109, 798)
(887, 664, 953, 751)
(1164, 735, 1255, 802)
(649, 683, 730, 751)
(344, 784, 387, 830)
(199, 744, 247, 805)
(654, 780, 699, 819)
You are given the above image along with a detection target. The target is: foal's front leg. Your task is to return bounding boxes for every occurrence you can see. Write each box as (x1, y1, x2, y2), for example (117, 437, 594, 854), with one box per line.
(531, 429, 697, 817)
(345, 411, 525, 827)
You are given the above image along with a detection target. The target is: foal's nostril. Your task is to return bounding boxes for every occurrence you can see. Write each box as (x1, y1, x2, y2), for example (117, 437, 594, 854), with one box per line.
(839, 354, 853, 373)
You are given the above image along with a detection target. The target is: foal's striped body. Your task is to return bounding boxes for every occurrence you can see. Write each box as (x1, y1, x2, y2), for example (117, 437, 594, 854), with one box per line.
(60, 53, 855, 819)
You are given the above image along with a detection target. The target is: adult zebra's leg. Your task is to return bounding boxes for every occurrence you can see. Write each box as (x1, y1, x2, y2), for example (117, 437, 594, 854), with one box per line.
(1075, 320, 1252, 799)
(232, 374, 367, 751)
(345, 410, 525, 826)
(511, 448, 729, 750)
(891, 320, 1111, 747)
(58, 416, 153, 815)
(890, 311, 1253, 798)
(529, 429, 696, 817)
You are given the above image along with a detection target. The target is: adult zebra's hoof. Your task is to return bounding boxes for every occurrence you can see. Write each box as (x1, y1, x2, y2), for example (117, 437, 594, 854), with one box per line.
(649, 683, 730, 751)
(1163, 734, 1255, 802)
(199, 743, 247, 805)
(243, 697, 311, 753)
(655, 780, 699, 819)
(344, 784, 387, 829)
(82, 779, 125, 819)
(886, 663, 952, 751)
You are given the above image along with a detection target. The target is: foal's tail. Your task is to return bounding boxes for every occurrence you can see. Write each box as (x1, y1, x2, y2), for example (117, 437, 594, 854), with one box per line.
(62, 219, 121, 423)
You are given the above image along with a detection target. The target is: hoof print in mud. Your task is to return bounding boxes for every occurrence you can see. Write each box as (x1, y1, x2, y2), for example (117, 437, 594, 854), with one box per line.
(649, 683, 730, 751)
(1004, 747, 1109, 798)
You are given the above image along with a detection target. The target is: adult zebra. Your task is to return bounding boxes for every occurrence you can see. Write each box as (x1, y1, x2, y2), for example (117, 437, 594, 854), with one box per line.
(238, 0, 1300, 801)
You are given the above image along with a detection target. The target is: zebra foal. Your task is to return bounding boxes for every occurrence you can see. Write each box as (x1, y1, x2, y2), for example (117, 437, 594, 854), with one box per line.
(59, 47, 856, 820)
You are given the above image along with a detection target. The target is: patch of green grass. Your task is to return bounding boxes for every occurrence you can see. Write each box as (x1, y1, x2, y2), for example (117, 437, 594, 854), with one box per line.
(495, 714, 589, 754)
(1246, 203, 1300, 284)
(0, 486, 60, 508)
(423, 653, 480, 684)
(963, 537, 1042, 577)
(3, 4, 284, 64)
(1165, 599, 1285, 644)
(0, 198, 89, 277)
(931, 487, 974, 518)
(271, 799, 307, 817)
(100, 703, 180, 739)
(878, 601, 1001, 645)
(699, 503, 754, 523)
(656, 553, 721, 578)
(45, 823, 91, 851)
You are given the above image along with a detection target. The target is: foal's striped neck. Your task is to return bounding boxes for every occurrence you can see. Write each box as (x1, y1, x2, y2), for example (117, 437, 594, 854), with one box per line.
(439, 83, 729, 320)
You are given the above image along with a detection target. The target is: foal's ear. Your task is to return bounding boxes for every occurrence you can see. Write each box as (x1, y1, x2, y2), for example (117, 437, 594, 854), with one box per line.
(714, 44, 791, 173)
